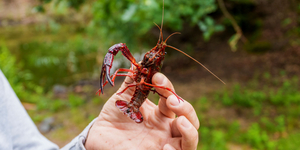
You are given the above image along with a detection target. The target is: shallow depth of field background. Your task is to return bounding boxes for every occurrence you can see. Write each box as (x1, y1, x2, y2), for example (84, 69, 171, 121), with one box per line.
(1, 0, 300, 149)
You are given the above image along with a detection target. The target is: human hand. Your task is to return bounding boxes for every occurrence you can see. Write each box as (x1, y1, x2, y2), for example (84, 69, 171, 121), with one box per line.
(85, 73, 199, 150)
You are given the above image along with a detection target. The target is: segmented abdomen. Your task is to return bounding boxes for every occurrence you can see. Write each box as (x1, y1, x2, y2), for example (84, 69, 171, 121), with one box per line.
(130, 85, 151, 109)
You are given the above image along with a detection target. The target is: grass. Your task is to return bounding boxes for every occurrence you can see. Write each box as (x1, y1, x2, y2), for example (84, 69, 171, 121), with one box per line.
(193, 73, 300, 149)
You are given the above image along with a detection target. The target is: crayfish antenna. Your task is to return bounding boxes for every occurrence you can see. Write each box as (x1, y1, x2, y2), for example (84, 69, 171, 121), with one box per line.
(154, 0, 165, 43)
(166, 45, 226, 85)
(154, 22, 162, 43)
(160, 0, 164, 41)
(164, 32, 181, 43)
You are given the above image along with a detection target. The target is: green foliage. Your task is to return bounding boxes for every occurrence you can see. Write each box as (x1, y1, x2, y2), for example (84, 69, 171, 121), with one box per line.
(1, 40, 90, 110)
(244, 123, 276, 149)
(269, 80, 300, 106)
(220, 92, 232, 106)
(194, 97, 209, 111)
(219, 84, 266, 107)
(90, 0, 218, 49)
(228, 0, 253, 4)
(244, 40, 271, 53)
(277, 132, 300, 150)
(66, 0, 86, 10)
(17, 35, 99, 90)
(281, 18, 292, 27)
(204, 73, 300, 149)
(0, 42, 22, 85)
(34, 0, 85, 12)
(218, 75, 300, 108)
(275, 115, 286, 132)
(69, 94, 85, 107)
(51, 99, 67, 111)
(33, 5, 46, 13)
(33, 0, 227, 51)
(226, 121, 240, 142)
(37, 97, 67, 112)
(228, 33, 241, 51)
(198, 16, 224, 41)
(260, 115, 286, 133)
(0, 41, 45, 102)
(92, 97, 102, 105)
(200, 127, 228, 150)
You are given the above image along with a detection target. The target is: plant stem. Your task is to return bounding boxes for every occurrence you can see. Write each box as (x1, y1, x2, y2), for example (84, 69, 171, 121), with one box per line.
(217, 0, 248, 43)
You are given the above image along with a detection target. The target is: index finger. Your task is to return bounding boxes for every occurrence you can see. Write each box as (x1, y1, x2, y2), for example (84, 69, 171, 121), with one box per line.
(152, 73, 176, 118)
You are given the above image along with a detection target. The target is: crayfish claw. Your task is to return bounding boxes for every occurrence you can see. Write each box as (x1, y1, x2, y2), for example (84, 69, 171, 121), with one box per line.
(99, 60, 114, 95)
(105, 65, 114, 86)
(98, 43, 138, 95)
(99, 64, 106, 94)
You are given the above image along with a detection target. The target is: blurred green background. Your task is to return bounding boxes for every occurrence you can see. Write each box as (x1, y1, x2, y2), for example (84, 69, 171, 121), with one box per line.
(1, 0, 300, 149)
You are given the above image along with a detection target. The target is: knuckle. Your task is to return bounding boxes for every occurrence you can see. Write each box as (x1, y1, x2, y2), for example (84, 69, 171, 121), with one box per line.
(181, 102, 194, 115)
(180, 102, 199, 129)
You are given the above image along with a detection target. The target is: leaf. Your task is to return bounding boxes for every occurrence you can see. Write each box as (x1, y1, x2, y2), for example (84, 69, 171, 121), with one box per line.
(198, 21, 207, 31)
(228, 33, 241, 51)
(281, 18, 291, 27)
(67, 0, 85, 10)
(215, 25, 225, 32)
(33, 5, 45, 13)
(40, 0, 52, 4)
(203, 31, 211, 41)
(204, 16, 214, 26)
(122, 4, 137, 22)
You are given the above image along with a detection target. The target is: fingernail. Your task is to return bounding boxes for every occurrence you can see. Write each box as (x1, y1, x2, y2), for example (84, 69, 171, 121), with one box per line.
(170, 95, 179, 106)
(181, 117, 191, 129)
(154, 73, 165, 85)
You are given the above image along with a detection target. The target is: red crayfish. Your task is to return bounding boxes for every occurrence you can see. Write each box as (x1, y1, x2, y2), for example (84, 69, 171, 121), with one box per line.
(96, 4, 225, 124)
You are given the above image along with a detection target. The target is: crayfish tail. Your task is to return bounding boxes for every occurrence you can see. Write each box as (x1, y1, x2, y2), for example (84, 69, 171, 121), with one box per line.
(115, 100, 143, 123)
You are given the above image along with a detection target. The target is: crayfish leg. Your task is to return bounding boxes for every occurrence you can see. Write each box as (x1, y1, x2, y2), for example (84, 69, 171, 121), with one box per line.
(97, 68, 135, 95)
(150, 89, 167, 99)
(143, 82, 184, 102)
(116, 84, 137, 95)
